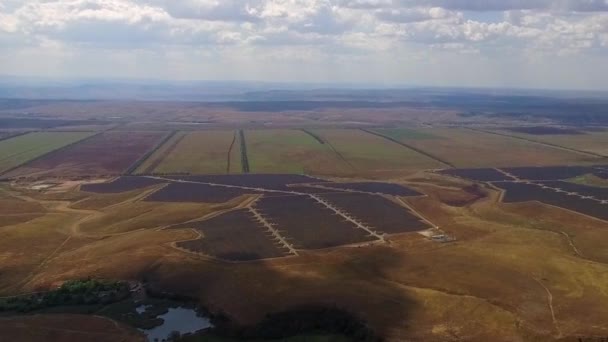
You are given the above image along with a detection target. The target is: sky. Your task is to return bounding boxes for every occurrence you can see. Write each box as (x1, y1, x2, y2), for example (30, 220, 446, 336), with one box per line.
(1, 0, 608, 90)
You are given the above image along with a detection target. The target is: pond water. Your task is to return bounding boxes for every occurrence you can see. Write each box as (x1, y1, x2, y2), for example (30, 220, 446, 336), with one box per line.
(135, 305, 151, 314)
(140, 307, 212, 342)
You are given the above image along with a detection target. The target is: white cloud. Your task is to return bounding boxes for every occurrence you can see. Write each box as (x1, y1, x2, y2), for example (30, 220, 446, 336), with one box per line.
(0, 0, 607, 89)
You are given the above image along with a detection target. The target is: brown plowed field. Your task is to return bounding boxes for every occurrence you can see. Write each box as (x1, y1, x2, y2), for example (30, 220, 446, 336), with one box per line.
(9, 131, 166, 177)
(320, 193, 431, 234)
(80, 176, 166, 193)
(145, 182, 259, 203)
(255, 195, 377, 249)
(172, 209, 288, 261)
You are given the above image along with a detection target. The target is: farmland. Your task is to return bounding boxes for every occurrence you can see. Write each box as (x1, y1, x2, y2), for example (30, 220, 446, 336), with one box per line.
(80, 175, 428, 255)
(310, 181, 423, 196)
(6, 131, 165, 177)
(245, 129, 351, 175)
(137, 130, 241, 175)
(145, 182, 259, 203)
(1, 112, 608, 340)
(255, 195, 377, 249)
(441, 165, 608, 221)
(320, 193, 431, 234)
(172, 209, 289, 261)
(311, 129, 444, 175)
(376, 127, 600, 168)
(492, 128, 608, 157)
(0, 132, 93, 175)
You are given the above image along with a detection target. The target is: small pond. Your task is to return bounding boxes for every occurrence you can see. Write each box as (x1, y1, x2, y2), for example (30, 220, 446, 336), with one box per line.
(139, 307, 212, 342)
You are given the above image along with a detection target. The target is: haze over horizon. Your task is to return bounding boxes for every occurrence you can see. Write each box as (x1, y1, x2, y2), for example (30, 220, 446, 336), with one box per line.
(2, 0, 608, 91)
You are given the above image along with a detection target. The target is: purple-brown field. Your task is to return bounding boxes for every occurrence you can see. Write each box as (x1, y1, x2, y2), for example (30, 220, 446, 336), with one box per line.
(168, 174, 323, 191)
(171, 209, 288, 261)
(10, 131, 166, 177)
(145, 182, 259, 203)
(80, 176, 166, 193)
(439, 168, 513, 182)
(255, 195, 377, 249)
(319, 193, 431, 234)
(500, 166, 594, 180)
(310, 182, 423, 196)
(493, 181, 608, 221)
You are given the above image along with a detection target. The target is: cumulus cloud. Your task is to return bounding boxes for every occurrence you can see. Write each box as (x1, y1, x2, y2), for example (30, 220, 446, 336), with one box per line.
(0, 0, 607, 89)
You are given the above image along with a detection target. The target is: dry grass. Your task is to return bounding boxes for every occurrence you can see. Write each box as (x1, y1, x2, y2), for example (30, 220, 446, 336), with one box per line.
(145, 130, 239, 174)
(245, 129, 352, 175)
(392, 128, 601, 167)
(494, 129, 608, 157)
(0, 314, 144, 342)
(2, 176, 608, 341)
(312, 129, 444, 176)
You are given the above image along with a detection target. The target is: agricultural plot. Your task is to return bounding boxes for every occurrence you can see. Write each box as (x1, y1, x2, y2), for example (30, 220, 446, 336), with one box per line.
(372, 128, 439, 140)
(501, 166, 595, 180)
(140, 130, 241, 175)
(494, 128, 608, 157)
(80, 176, 166, 193)
(493, 181, 608, 221)
(319, 193, 431, 234)
(245, 129, 352, 175)
(439, 168, 513, 182)
(0, 131, 24, 141)
(535, 181, 608, 201)
(171, 209, 288, 261)
(0, 132, 93, 175)
(311, 182, 423, 196)
(311, 129, 444, 173)
(169, 174, 322, 191)
(145, 182, 259, 203)
(7, 131, 165, 177)
(255, 195, 377, 249)
(381, 128, 596, 168)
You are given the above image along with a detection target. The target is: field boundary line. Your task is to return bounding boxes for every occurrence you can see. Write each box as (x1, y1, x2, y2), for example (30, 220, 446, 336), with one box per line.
(300, 129, 325, 144)
(125, 130, 177, 175)
(308, 194, 386, 242)
(141, 132, 186, 174)
(226, 130, 237, 174)
(0, 131, 30, 143)
(360, 129, 455, 168)
(313, 131, 356, 170)
(239, 129, 250, 173)
(395, 197, 439, 230)
(0, 131, 102, 179)
(466, 127, 607, 159)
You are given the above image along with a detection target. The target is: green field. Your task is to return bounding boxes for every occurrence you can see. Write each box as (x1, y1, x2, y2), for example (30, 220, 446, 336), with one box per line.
(245, 129, 351, 175)
(0, 132, 93, 174)
(312, 129, 444, 173)
(493, 129, 608, 157)
(372, 128, 438, 140)
(140, 130, 241, 174)
(379, 128, 599, 168)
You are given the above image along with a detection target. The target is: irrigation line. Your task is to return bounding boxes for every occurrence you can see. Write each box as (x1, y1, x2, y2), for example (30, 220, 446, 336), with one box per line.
(125, 130, 177, 175)
(300, 129, 325, 144)
(360, 129, 455, 168)
(226, 130, 237, 174)
(239, 129, 250, 173)
(0, 131, 30, 143)
(466, 127, 607, 159)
